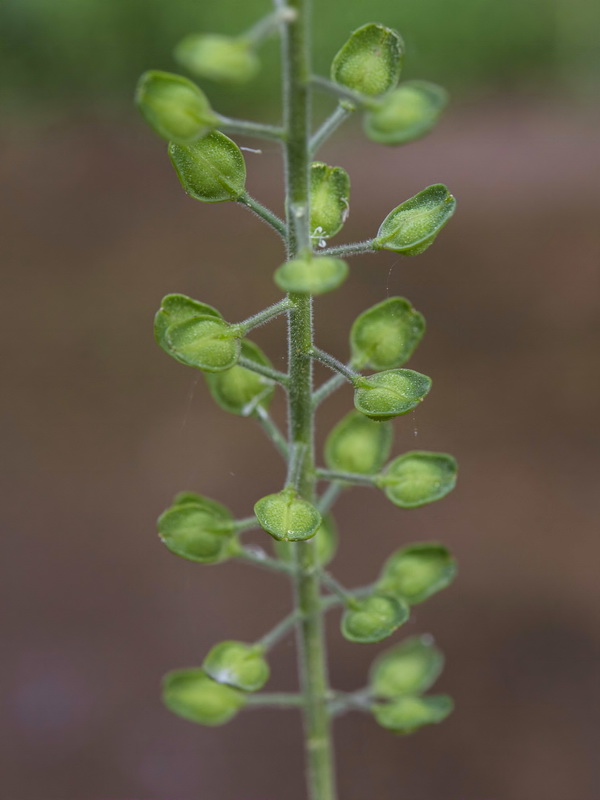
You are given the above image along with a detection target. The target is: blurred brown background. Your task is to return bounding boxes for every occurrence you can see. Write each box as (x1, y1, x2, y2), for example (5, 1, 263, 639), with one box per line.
(1, 1, 599, 798)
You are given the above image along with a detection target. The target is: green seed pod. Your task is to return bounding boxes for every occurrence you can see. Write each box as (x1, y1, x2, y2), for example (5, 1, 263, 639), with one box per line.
(274, 254, 348, 295)
(369, 635, 444, 698)
(135, 70, 218, 144)
(274, 514, 338, 567)
(162, 668, 245, 726)
(364, 81, 448, 146)
(254, 488, 322, 542)
(165, 316, 241, 372)
(205, 339, 275, 416)
(175, 34, 260, 85)
(341, 594, 409, 644)
(171, 491, 232, 516)
(354, 369, 431, 421)
(373, 184, 456, 255)
(377, 543, 457, 605)
(155, 293, 222, 360)
(157, 500, 234, 564)
(331, 23, 404, 98)
(310, 162, 350, 241)
(203, 641, 270, 692)
(378, 451, 457, 508)
(169, 132, 247, 202)
(350, 297, 426, 371)
(372, 694, 453, 734)
(324, 411, 392, 475)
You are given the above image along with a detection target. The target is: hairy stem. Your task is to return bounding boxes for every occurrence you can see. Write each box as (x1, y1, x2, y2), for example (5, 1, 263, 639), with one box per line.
(238, 192, 288, 240)
(310, 103, 354, 155)
(283, 2, 337, 797)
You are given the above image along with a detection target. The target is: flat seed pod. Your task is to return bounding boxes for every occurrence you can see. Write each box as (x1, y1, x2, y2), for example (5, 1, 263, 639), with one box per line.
(135, 70, 217, 144)
(354, 369, 431, 421)
(324, 411, 392, 474)
(341, 594, 409, 644)
(254, 488, 321, 542)
(364, 81, 448, 146)
(350, 297, 425, 370)
(377, 543, 457, 605)
(155, 293, 222, 359)
(175, 34, 260, 85)
(169, 132, 247, 202)
(369, 635, 444, 698)
(372, 694, 453, 734)
(205, 339, 275, 416)
(203, 641, 269, 692)
(374, 184, 456, 255)
(165, 316, 241, 372)
(162, 669, 245, 726)
(378, 451, 457, 508)
(331, 23, 404, 97)
(171, 492, 232, 518)
(310, 162, 350, 241)
(274, 255, 348, 295)
(274, 514, 338, 566)
(157, 502, 234, 564)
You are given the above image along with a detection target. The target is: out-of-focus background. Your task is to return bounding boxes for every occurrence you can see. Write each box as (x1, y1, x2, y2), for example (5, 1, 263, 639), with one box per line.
(2, 1, 599, 798)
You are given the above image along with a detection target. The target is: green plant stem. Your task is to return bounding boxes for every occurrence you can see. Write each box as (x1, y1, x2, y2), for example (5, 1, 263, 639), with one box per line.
(254, 405, 289, 458)
(238, 192, 288, 240)
(217, 115, 286, 141)
(283, 1, 337, 798)
(244, 692, 306, 708)
(310, 346, 358, 384)
(319, 570, 360, 609)
(310, 75, 380, 110)
(317, 481, 344, 514)
(239, 298, 295, 333)
(235, 544, 296, 575)
(310, 103, 354, 155)
(316, 467, 378, 487)
(322, 239, 376, 257)
(242, 6, 298, 45)
(237, 356, 289, 386)
(328, 687, 372, 716)
(312, 372, 347, 408)
(257, 609, 301, 650)
(234, 516, 260, 533)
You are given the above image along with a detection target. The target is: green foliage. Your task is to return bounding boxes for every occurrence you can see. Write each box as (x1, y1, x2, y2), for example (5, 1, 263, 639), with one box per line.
(203, 641, 270, 691)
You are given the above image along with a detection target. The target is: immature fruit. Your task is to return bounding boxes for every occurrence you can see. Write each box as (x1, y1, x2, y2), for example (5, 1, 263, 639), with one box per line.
(165, 316, 241, 372)
(372, 694, 453, 734)
(354, 369, 431, 420)
(324, 411, 392, 475)
(205, 339, 275, 416)
(370, 635, 444, 698)
(365, 81, 448, 145)
(331, 23, 404, 97)
(163, 669, 245, 726)
(274, 254, 349, 295)
(341, 594, 409, 643)
(203, 642, 270, 692)
(374, 184, 456, 255)
(169, 131, 247, 202)
(157, 498, 234, 564)
(310, 162, 350, 240)
(255, 488, 322, 542)
(350, 297, 425, 370)
(274, 514, 338, 566)
(135, 71, 217, 143)
(155, 293, 222, 362)
(377, 543, 457, 605)
(377, 451, 457, 508)
(175, 34, 260, 84)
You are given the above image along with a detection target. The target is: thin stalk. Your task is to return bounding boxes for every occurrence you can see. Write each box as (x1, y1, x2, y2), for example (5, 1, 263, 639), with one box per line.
(282, 2, 337, 797)
(244, 692, 306, 708)
(317, 482, 344, 514)
(242, 6, 298, 45)
(237, 356, 289, 386)
(316, 468, 378, 487)
(234, 516, 259, 533)
(254, 405, 289, 458)
(321, 239, 376, 258)
(329, 687, 372, 716)
(310, 104, 354, 155)
(238, 298, 295, 334)
(257, 609, 301, 651)
(312, 372, 347, 408)
(238, 192, 288, 240)
(310, 346, 358, 384)
(235, 544, 296, 575)
(319, 571, 360, 610)
(311, 75, 381, 110)
(217, 115, 286, 142)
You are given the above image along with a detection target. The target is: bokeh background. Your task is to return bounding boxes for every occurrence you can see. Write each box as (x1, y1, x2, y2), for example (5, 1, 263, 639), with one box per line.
(2, 1, 599, 798)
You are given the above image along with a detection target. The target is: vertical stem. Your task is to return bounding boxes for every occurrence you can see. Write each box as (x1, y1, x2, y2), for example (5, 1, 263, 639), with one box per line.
(282, 1, 337, 798)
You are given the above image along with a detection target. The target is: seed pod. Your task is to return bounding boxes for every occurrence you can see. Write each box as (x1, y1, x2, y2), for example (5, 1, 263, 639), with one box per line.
(155, 294, 222, 361)
(274, 254, 348, 295)
(169, 131, 247, 202)
(377, 451, 457, 508)
(354, 369, 431, 421)
(171, 491, 231, 515)
(310, 162, 350, 241)
(341, 594, 409, 644)
(377, 543, 457, 605)
(162, 669, 245, 726)
(372, 694, 453, 734)
(364, 81, 448, 146)
(157, 500, 234, 564)
(203, 641, 270, 692)
(175, 34, 260, 85)
(373, 184, 456, 255)
(165, 316, 241, 372)
(205, 339, 275, 416)
(350, 297, 425, 371)
(254, 488, 322, 542)
(135, 70, 218, 144)
(331, 23, 404, 98)
(274, 514, 338, 567)
(369, 635, 444, 698)
(324, 411, 392, 475)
